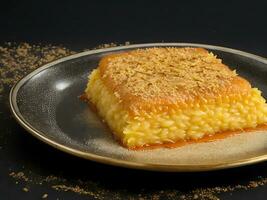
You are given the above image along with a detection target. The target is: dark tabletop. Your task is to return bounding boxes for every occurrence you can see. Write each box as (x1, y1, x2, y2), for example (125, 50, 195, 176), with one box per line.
(0, 0, 267, 199)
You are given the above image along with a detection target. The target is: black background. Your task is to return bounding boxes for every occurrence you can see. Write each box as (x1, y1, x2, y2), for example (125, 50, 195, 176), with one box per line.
(0, 0, 267, 199)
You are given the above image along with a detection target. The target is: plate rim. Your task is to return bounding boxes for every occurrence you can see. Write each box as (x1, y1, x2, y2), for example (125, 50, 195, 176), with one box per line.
(9, 42, 267, 172)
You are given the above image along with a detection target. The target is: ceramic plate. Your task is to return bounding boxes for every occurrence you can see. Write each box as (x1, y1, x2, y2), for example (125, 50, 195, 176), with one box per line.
(9, 43, 267, 172)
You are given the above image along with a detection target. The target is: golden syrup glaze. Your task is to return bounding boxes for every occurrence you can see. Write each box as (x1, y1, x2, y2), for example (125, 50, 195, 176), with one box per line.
(98, 48, 252, 116)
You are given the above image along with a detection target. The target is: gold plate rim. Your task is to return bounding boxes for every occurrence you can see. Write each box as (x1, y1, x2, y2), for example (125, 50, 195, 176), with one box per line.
(9, 43, 267, 172)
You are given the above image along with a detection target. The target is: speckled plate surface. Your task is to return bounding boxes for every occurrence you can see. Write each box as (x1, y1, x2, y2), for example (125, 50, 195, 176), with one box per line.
(9, 43, 267, 172)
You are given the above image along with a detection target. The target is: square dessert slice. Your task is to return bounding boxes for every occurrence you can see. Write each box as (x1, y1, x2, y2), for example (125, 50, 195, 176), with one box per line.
(84, 47, 267, 149)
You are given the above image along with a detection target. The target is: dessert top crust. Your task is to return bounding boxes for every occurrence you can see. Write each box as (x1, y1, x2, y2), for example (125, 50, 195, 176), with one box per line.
(98, 47, 251, 113)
